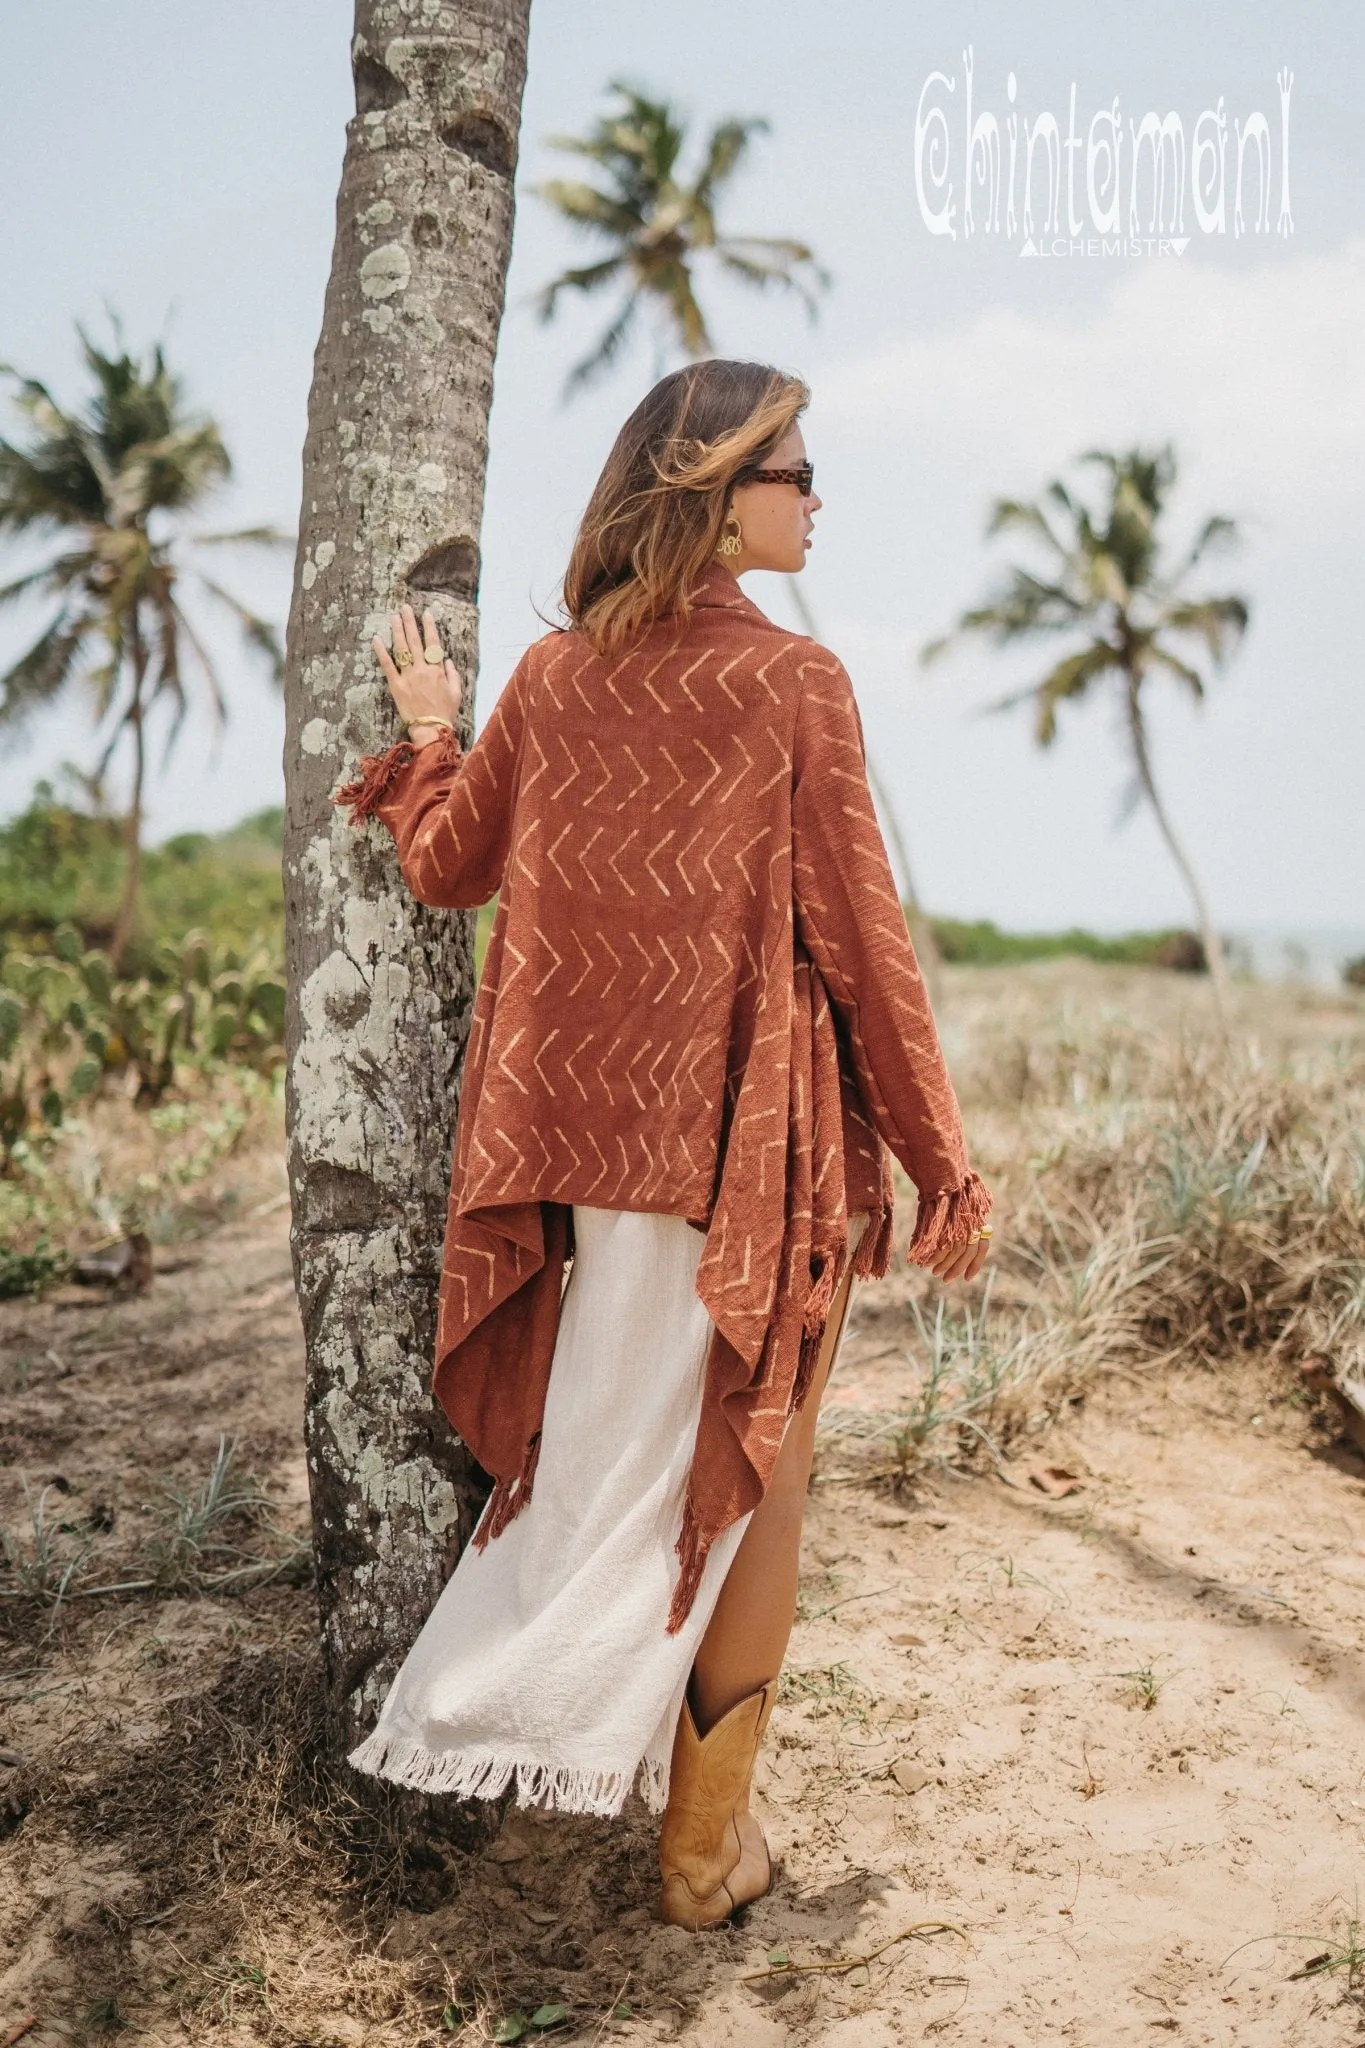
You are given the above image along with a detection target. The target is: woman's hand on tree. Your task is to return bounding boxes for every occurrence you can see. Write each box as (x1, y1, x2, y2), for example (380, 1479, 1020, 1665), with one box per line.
(371, 603, 463, 746)
(926, 1232, 991, 1284)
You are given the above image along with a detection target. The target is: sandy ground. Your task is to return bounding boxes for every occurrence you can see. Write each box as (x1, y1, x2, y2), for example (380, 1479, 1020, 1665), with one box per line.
(4, 1143, 1365, 2044)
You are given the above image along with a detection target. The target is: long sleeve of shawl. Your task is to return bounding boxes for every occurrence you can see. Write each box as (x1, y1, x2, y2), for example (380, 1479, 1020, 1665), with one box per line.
(331, 653, 530, 907)
(791, 651, 992, 1264)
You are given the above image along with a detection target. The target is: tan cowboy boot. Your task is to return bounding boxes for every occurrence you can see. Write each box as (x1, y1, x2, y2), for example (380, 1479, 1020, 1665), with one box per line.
(659, 1681, 777, 1929)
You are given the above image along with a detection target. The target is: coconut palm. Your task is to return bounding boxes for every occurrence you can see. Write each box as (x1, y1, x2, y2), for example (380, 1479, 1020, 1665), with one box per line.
(921, 444, 1249, 1005)
(535, 82, 829, 396)
(0, 318, 288, 966)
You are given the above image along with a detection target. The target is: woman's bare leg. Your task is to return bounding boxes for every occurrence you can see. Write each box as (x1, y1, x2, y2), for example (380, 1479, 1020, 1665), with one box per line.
(687, 1248, 860, 1733)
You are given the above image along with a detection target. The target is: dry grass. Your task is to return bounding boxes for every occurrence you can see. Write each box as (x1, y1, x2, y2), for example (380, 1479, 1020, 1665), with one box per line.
(4, 1615, 489, 2043)
(0, 1059, 285, 1293)
(819, 963, 1365, 1479)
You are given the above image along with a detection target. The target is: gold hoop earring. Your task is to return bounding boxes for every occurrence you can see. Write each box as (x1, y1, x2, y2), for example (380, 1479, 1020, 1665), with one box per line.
(716, 512, 743, 558)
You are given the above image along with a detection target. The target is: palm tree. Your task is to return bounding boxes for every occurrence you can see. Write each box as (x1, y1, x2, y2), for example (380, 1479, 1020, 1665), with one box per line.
(535, 82, 829, 396)
(921, 444, 1249, 1005)
(0, 318, 288, 966)
(284, 0, 531, 1764)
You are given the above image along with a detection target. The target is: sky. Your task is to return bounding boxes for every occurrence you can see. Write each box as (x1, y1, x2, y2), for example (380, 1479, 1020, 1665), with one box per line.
(1, 1, 1361, 940)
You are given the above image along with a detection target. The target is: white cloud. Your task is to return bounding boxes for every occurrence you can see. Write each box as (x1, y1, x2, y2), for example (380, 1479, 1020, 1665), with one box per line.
(822, 236, 1365, 513)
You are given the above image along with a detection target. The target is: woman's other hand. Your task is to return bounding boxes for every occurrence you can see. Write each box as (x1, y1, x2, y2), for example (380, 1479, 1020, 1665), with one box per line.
(926, 1231, 991, 1284)
(371, 604, 463, 747)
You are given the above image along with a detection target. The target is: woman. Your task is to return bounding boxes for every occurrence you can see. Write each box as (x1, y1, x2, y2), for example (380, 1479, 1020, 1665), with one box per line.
(332, 360, 992, 1931)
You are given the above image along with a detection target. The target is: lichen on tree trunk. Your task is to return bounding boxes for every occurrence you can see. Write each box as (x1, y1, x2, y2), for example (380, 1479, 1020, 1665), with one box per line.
(282, 0, 531, 1759)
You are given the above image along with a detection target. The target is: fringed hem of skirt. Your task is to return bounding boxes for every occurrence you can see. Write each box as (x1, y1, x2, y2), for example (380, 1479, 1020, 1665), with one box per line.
(347, 1726, 670, 1817)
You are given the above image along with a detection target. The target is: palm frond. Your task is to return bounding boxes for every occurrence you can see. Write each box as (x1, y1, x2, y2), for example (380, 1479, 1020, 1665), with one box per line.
(197, 575, 285, 686)
(0, 610, 89, 728)
(0, 435, 105, 530)
(77, 321, 185, 462)
(1020, 640, 1121, 746)
(92, 698, 131, 786)
(562, 294, 643, 400)
(692, 117, 766, 206)
(534, 256, 626, 325)
(189, 524, 294, 550)
(951, 569, 1087, 645)
(166, 597, 229, 725)
(601, 81, 686, 182)
(0, 562, 63, 610)
(715, 236, 830, 314)
(0, 364, 68, 416)
(109, 422, 231, 524)
(36, 547, 103, 595)
(1159, 594, 1250, 666)
(146, 587, 192, 773)
(648, 260, 711, 357)
(534, 179, 643, 238)
(0, 365, 109, 508)
(165, 598, 229, 724)
(985, 496, 1071, 560)
(1113, 768, 1144, 828)
(1166, 512, 1241, 583)
(1146, 644, 1207, 701)
(151, 605, 197, 775)
(1078, 442, 1176, 512)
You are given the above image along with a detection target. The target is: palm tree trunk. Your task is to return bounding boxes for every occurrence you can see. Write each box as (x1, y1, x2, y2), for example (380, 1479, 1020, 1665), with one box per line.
(110, 615, 147, 973)
(282, 0, 531, 1764)
(785, 578, 944, 1006)
(1123, 670, 1229, 1012)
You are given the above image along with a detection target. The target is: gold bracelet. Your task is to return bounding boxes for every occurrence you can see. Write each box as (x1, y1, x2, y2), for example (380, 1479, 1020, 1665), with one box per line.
(404, 716, 455, 733)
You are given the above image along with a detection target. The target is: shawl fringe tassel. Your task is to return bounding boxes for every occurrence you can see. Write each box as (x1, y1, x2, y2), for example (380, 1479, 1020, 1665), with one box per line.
(794, 1189, 896, 1411)
(347, 1725, 670, 1817)
(908, 1170, 993, 1265)
(667, 1494, 707, 1636)
(470, 1431, 541, 1553)
(792, 1317, 824, 1417)
(332, 730, 462, 825)
(801, 1254, 840, 1337)
(853, 1195, 895, 1280)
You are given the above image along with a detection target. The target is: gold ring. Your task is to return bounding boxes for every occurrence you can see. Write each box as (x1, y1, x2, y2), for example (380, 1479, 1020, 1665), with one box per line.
(423, 645, 443, 665)
(393, 647, 414, 670)
(978, 1224, 994, 1238)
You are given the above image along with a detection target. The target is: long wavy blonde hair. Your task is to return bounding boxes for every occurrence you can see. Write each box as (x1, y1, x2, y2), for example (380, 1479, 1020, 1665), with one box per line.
(561, 360, 809, 656)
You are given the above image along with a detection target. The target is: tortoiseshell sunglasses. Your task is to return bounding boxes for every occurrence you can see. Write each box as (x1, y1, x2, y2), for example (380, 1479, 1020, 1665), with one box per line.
(747, 461, 815, 497)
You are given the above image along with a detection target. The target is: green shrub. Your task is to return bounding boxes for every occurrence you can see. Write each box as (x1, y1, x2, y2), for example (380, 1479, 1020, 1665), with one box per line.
(0, 786, 283, 967)
(929, 916, 1207, 971)
(0, 923, 284, 1171)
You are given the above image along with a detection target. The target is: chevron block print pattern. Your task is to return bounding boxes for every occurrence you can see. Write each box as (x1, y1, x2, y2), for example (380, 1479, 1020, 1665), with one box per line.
(334, 562, 990, 1620)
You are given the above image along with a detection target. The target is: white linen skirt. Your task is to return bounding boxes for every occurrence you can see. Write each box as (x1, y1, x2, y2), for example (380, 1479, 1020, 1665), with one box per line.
(347, 1202, 866, 1818)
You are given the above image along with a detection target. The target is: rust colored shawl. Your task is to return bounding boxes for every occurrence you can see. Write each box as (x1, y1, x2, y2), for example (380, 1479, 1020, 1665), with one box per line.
(335, 563, 990, 1626)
